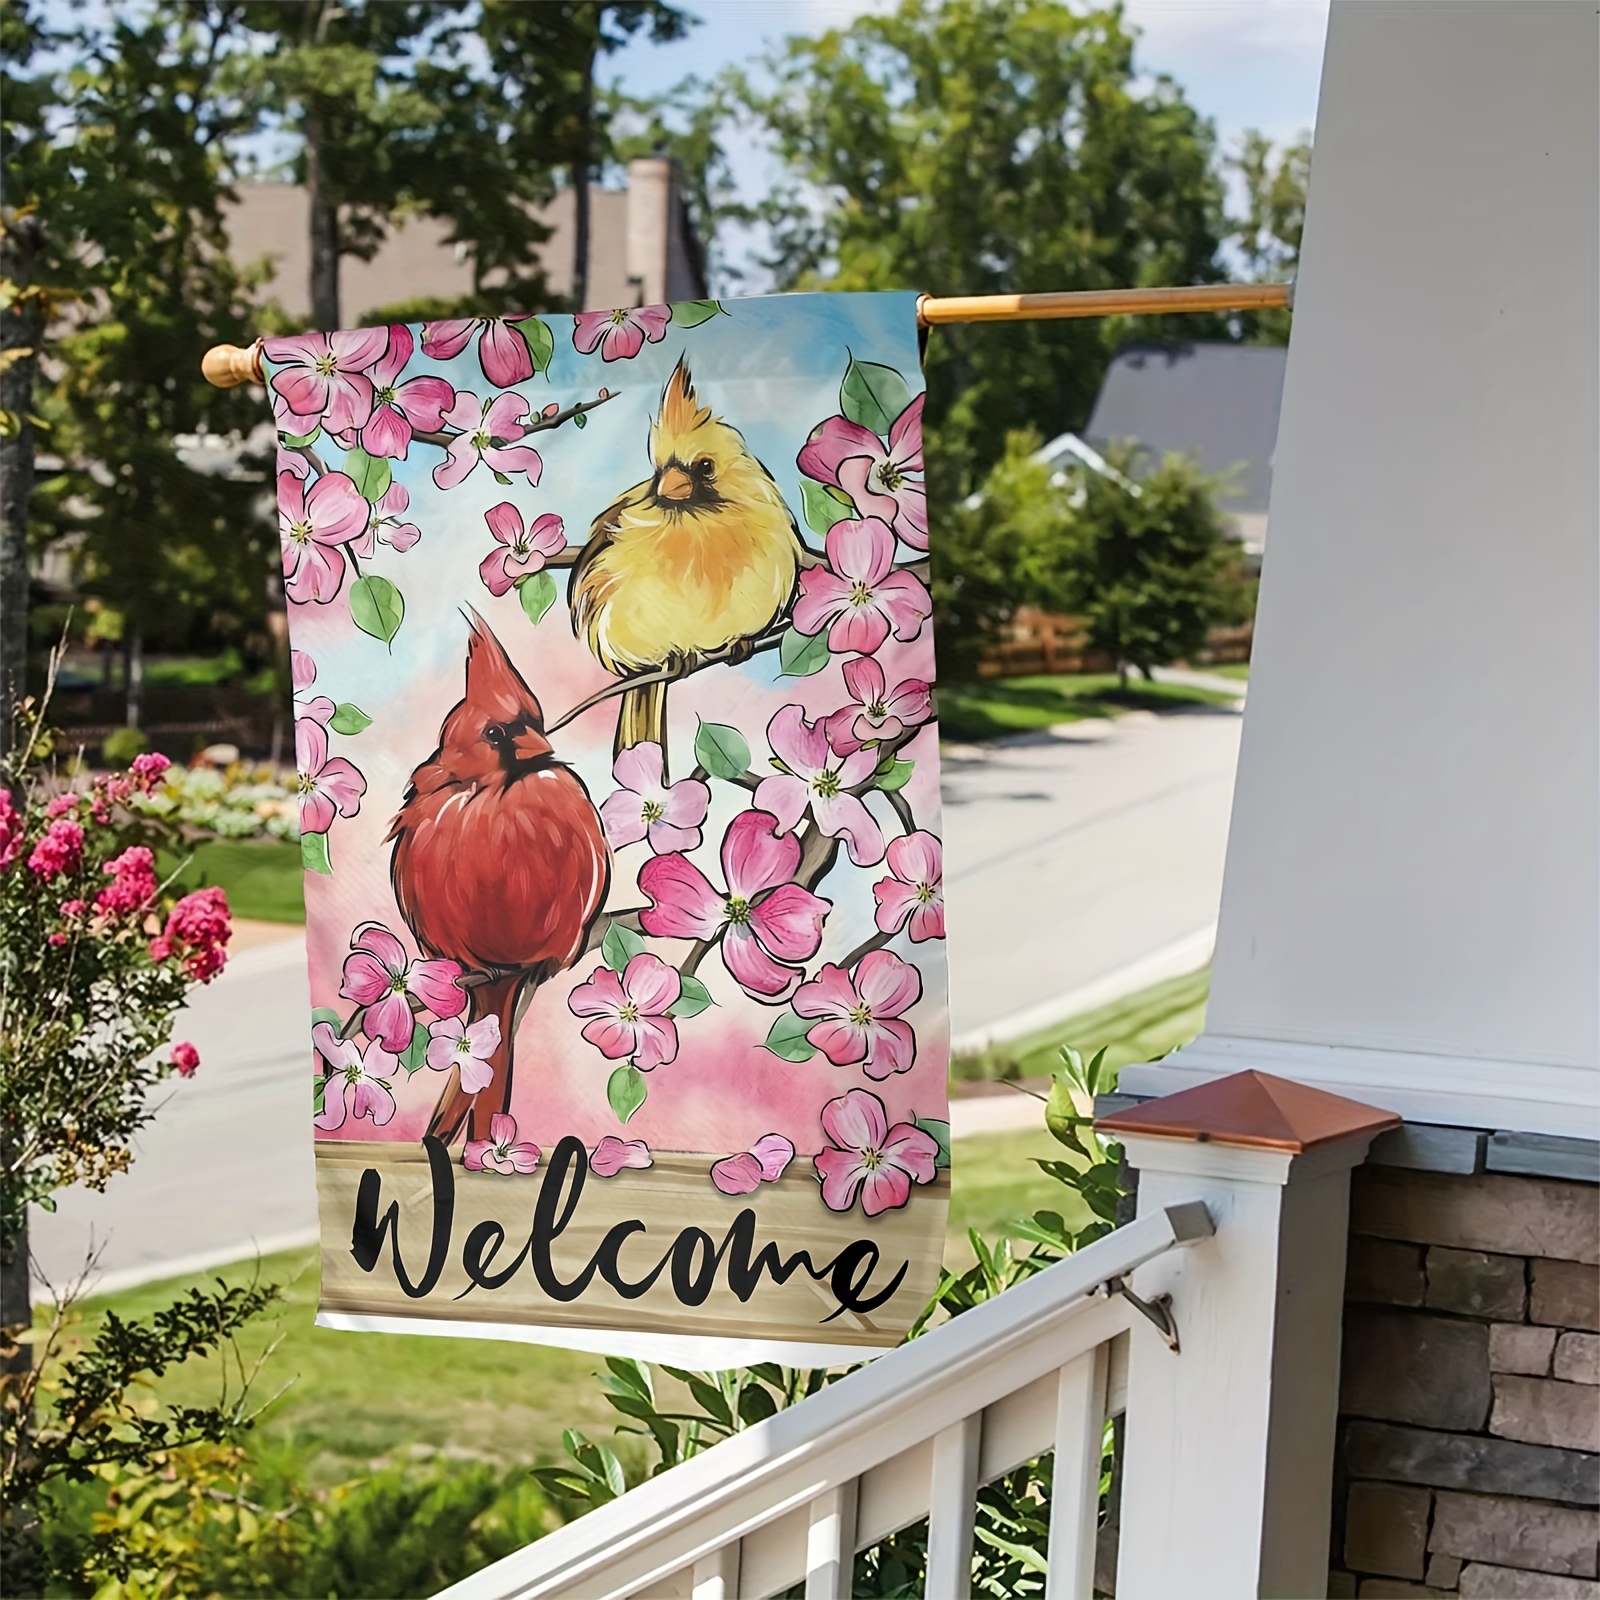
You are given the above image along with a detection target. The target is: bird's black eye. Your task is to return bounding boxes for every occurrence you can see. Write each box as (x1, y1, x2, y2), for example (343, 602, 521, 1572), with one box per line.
(693, 455, 715, 476)
(483, 722, 507, 747)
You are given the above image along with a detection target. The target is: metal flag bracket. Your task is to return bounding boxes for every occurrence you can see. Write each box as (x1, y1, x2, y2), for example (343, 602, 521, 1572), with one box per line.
(1098, 1273, 1181, 1353)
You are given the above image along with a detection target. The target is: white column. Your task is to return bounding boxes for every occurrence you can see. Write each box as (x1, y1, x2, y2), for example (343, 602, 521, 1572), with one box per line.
(1122, 0, 1600, 1137)
(1113, 1128, 1383, 1600)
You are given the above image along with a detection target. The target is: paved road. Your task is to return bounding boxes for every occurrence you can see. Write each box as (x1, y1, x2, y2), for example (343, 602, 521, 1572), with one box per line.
(31, 705, 1242, 1294)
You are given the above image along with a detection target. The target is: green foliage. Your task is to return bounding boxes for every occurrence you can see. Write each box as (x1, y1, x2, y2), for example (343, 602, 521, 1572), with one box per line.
(98, 727, 149, 766)
(1051, 446, 1234, 683)
(936, 672, 1239, 745)
(1227, 128, 1311, 343)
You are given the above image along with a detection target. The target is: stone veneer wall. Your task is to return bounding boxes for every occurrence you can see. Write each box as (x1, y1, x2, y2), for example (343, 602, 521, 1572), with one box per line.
(1329, 1153, 1600, 1598)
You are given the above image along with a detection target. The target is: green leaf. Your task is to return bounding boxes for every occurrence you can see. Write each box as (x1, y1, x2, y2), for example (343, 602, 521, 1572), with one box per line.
(800, 477, 854, 536)
(516, 569, 557, 626)
(602, 922, 646, 973)
(329, 702, 372, 735)
(778, 625, 831, 677)
(515, 316, 555, 375)
(400, 1026, 429, 1076)
(1045, 1071, 1082, 1146)
(694, 719, 751, 781)
(280, 428, 320, 449)
(301, 830, 332, 875)
(310, 1006, 343, 1031)
(839, 354, 914, 436)
(350, 574, 404, 646)
(876, 757, 915, 791)
(916, 1117, 952, 1169)
(670, 973, 713, 1018)
(492, 468, 513, 483)
(313, 1078, 326, 1115)
(343, 446, 392, 502)
(670, 299, 725, 328)
(763, 1011, 816, 1063)
(572, 411, 587, 430)
(607, 1064, 647, 1124)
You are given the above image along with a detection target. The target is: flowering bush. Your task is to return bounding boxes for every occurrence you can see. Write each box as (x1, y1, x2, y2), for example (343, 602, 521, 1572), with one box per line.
(0, 711, 234, 1253)
(131, 760, 301, 843)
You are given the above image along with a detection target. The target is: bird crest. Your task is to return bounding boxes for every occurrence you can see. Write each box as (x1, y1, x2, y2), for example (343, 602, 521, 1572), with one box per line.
(651, 357, 713, 459)
(462, 607, 545, 728)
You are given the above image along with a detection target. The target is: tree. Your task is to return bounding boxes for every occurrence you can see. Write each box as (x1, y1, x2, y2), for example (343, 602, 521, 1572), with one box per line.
(726, 0, 1227, 487)
(1227, 128, 1310, 344)
(1050, 446, 1232, 686)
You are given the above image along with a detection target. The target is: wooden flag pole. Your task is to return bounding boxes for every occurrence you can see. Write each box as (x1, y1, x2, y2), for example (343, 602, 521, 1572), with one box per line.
(199, 282, 1294, 387)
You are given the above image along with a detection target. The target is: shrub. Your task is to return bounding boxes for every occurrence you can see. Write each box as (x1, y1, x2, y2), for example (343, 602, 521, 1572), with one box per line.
(99, 727, 149, 766)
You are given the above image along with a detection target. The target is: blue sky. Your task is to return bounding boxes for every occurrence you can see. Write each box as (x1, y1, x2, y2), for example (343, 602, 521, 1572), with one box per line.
(603, 0, 1329, 286)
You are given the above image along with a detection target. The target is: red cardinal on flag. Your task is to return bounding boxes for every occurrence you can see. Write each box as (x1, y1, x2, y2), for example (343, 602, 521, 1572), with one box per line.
(389, 612, 610, 1143)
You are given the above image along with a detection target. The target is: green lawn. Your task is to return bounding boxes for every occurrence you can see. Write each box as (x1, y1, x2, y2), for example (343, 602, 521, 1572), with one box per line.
(1204, 661, 1251, 681)
(166, 838, 306, 923)
(937, 672, 1238, 744)
(63, 1116, 1075, 1483)
(952, 964, 1210, 1083)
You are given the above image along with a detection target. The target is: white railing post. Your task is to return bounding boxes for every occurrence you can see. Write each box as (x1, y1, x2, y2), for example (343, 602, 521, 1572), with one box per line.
(924, 1415, 981, 1599)
(1103, 1071, 1396, 1600)
(805, 1481, 858, 1600)
(1043, 1343, 1109, 1600)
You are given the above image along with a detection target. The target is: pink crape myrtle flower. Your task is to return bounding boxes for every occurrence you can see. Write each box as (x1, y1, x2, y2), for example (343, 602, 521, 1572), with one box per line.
(710, 1133, 796, 1196)
(130, 752, 171, 790)
(434, 391, 543, 491)
(170, 1041, 200, 1078)
(421, 317, 539, 388)
(426, 1013, 502, 1094)
(353, 482, 421, 559)
(312, 1023, 398, 1131)
(567, 952, 681, 1070)
(599, 743, 709, 854)
(794, 516, 932, 657)
(295, 718, 366, 836)
(0, 790, 23, 870)
(797, 393, 927, 550)
(264, 328, 389, 436)
(479, 503, 566, 596)
(793, 950, 923, 1079)
(96, 845, 157, 917)
(755, 704, 885, 867)
(151, 887, 231, 983)
(824, 656, 932, 757)
(27, 819, 84, 883)
(356, 325, 455, 458)
(278, 470, 368, 605)
(572, 305, 671, 362)
(814, 1089, 939, 1217)
(639, 810, 830, 1002)
(873, 832, 945, 943)
(590, 1136, 653, 1178)
(291, 650, 335, 728)
(339, 921, 466, 1054)
(464, 1112, 541, 1174)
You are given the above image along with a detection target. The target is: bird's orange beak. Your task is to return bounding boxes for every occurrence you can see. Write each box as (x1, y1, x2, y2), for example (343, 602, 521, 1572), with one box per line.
(655, 463, 695, 502)
(513, 726, 553, 763)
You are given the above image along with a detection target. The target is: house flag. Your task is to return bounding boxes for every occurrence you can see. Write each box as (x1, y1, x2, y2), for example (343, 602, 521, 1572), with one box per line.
(263, 292, 949, 1364)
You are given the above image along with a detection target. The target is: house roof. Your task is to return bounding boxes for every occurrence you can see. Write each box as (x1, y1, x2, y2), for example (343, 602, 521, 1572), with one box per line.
(1084, 342, 1288, 515)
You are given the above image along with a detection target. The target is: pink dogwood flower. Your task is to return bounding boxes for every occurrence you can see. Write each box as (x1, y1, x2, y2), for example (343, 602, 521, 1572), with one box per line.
(797, 394, 927, 549)
(567, 952, 681, 1070)
(265, 329, 389, 436)
(599, 743, 709, 854)
(755, 704, 885, 867)
(339, 922, 466, 1053)
(590, 1136, 653, 1177)
(433, 392, 543, 491)
(313, 1023, 398, 1131)
(421, 317, 540, 388)
(873, 832, 945, 943)
(425, 1013, 502, 1094)
(793, 516, 932, 656)
(295, 718, 366, 836)
(291, 651, 335, 728)
(711, 1132, 797, 1195)
(278, 470, 368, 605)
(814, 1089, 939, 1217)
(572, 305, 671, 362)
(793, 950, 922, 1079)
(463, 1112, 542, 1174)
(824, 656, 933, 757)
(356, 325, 456, 458)
(353, 482, 422, 558)
(639, 810, 830, 1002)
(478, 503, 567, 597)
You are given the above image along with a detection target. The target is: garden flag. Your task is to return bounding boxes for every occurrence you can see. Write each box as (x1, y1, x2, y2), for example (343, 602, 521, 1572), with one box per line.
(264, 292, 949, 1364)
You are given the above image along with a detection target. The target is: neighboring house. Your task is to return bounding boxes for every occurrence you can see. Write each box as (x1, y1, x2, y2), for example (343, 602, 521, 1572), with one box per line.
(224, 155, 707, 322)
(1082, 341, 1288, 562)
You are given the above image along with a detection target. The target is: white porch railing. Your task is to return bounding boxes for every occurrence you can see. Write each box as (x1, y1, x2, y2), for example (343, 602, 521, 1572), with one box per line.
(436, 1201, 1214, 1600)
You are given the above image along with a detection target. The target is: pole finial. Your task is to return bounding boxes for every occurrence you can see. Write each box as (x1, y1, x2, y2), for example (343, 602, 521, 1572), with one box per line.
(201, 340, 264, 388)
